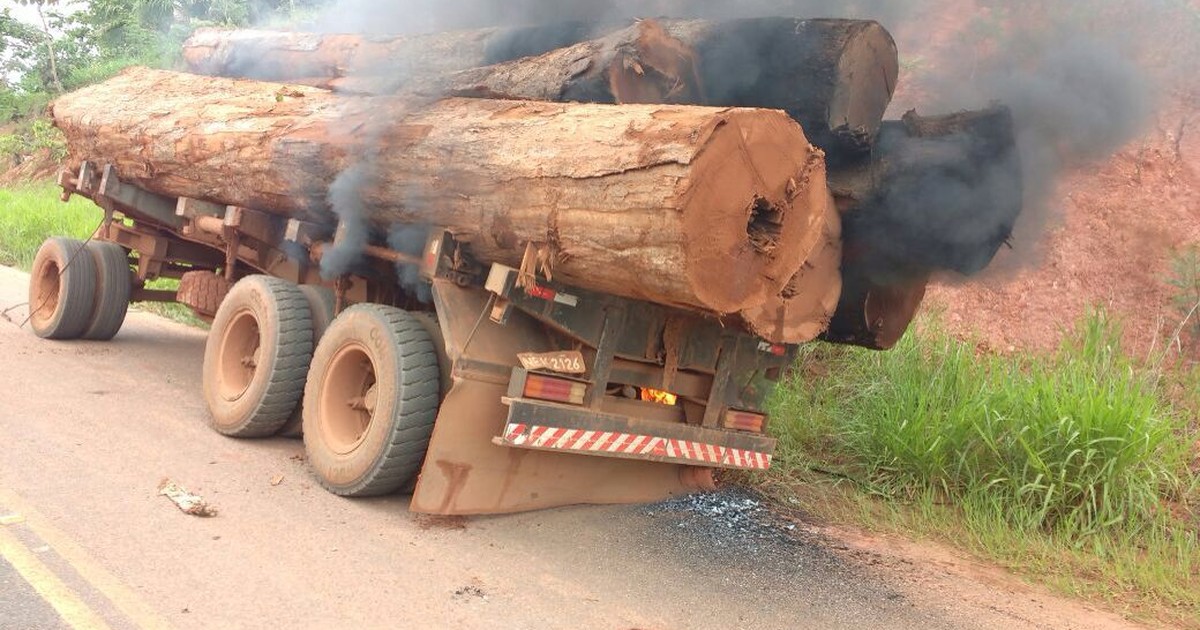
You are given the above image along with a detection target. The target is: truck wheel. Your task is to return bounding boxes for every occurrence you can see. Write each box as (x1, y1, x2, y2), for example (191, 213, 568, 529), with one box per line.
(202, 275, 313, 438)
(303, 304, 440, 497)
(277, 285, 338, 439)
(81, 241, 131, 341)
(28, 237, 98, 340)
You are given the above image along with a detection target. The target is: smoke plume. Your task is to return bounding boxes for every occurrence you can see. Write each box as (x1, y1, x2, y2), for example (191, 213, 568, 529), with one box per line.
(275, 0, 1187, 287)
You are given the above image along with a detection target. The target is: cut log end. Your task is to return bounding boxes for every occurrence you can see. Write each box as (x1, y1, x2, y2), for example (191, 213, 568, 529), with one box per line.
(680, 111, 829, 314)
(605, 21, 701, 105)
(827, 22, 900, 146)
(741, 200, 843, 344)
(820, 272, 930, 350)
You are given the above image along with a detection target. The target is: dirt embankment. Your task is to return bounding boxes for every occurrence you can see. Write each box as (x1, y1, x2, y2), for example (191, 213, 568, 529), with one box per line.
(888, 3, 1200, 357)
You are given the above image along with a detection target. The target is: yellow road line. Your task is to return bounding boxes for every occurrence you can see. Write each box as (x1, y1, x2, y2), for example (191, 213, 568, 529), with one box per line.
(0, 487, 173, 630)
(0, 524, 111, 630)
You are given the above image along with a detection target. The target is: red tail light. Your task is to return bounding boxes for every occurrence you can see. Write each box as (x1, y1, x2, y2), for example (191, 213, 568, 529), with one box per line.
(724, 410, 766, 433)
(523, 374, 587, 405)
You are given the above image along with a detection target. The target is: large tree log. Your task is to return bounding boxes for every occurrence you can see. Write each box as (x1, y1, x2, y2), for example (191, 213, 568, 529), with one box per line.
(184, 19, 898, 160)
(52, 67, 829, 317)
(819, 271, 930, 351)
(181, 23, 605, 89)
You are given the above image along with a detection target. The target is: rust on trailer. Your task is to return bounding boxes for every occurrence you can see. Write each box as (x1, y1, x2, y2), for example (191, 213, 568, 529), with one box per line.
(410, 279, 702, 515)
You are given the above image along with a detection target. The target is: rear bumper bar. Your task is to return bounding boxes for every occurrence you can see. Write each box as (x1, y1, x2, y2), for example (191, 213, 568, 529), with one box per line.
(496, 398, 776, 470)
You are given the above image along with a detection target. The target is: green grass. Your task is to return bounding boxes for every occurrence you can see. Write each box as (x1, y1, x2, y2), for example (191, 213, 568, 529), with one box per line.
(0, 182, 203, 326)
(0, 182, 103, 268)
(767, 312, 1200, 627)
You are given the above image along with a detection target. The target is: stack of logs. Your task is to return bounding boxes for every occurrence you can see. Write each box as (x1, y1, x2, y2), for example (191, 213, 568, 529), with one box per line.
(50, 18, 1022, 348)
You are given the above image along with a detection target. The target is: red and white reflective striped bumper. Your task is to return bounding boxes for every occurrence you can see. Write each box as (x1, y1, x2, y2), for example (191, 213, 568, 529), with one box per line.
(498, 423, 773, 470)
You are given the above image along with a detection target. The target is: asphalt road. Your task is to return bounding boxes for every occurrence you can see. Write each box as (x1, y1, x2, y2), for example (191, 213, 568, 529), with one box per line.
(0, 265, 1138, 630)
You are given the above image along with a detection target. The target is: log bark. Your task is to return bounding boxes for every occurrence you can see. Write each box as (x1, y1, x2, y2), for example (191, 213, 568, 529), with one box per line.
(740, 197, 843, 344)
(343, 20, 702, 108)
(181, 23, 606, 88)
(52, 67, 829, 316)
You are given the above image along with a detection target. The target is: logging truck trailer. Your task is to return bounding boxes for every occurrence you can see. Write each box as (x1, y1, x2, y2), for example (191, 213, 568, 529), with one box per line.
(26, 161, 792, 515)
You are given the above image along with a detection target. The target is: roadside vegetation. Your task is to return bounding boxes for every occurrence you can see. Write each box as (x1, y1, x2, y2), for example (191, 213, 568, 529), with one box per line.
(1, 1, 325, 169)
(767, 313, 1200, 627)
(0, 181, 201, 324)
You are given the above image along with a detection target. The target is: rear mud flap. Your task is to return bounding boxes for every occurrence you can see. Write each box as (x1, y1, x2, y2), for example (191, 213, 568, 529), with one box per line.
(410, 377, 703, 515)
(409, 279, 708, 515)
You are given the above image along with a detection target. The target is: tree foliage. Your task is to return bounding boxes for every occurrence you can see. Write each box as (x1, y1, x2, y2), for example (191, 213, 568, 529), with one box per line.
(2, 0, 322, 108)
(1, 0, 321, 165)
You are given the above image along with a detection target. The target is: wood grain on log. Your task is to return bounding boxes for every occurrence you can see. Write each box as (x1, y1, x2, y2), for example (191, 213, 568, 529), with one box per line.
(52, 67, 829, 317)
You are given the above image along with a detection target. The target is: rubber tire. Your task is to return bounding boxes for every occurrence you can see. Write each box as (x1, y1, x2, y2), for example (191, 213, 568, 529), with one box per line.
(176, 270, 230, 321)
(408, 311, 452, 400)
(81, 241, 131, 341)
(28, 237, 97, 340)
(303, 304, 440, 497)
(277, 285, 338, 439)
(202, 275, 314, 438)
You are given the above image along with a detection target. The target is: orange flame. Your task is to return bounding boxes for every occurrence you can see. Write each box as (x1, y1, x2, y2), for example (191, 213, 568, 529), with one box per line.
(640, 388, 678, 406)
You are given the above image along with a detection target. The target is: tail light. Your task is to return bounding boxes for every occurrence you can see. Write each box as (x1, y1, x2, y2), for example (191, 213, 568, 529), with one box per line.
(724, 410, 766, 433)
(523, 373, 587, 405)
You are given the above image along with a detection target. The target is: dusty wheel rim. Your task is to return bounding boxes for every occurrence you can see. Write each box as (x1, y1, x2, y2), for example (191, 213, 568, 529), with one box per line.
(216, 309, 262, 402)
(30, 259, 61, 329)
(319, 342, 378, 455)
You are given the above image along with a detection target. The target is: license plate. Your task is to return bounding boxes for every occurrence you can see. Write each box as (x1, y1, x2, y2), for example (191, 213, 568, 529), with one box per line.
(517, 350, 586, 374)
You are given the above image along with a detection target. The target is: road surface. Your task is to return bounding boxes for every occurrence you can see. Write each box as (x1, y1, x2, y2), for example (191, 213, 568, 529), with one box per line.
(0, 265, 1138, 630)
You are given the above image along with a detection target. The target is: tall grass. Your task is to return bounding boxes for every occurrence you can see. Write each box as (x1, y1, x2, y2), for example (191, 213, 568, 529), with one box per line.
(0, 183, 103, 269)
(770, 312, 1199, 622)
(0, 182, 201, 326)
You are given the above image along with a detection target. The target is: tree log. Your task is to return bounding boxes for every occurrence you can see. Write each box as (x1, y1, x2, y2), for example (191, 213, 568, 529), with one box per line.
(344, 18, 898, 161)
(660, 18, 898, 162)
(181, 23, 605, 88)
(341, 20, 702, 108)
(184, 19, 898, 161)
(740, 197, 842, 344)
(51, 67, 829, 316)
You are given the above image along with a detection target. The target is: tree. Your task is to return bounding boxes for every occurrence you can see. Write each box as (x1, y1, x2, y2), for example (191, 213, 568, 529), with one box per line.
(14, 1, 65, 91)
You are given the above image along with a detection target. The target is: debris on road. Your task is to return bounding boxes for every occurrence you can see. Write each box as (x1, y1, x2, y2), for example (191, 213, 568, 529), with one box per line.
(0, 513, 25, 525)
(453, 581, 488, 601)
(270, 474, 285, 486)
(158, 479, 218, 517)
(646, 488, 802, 550)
